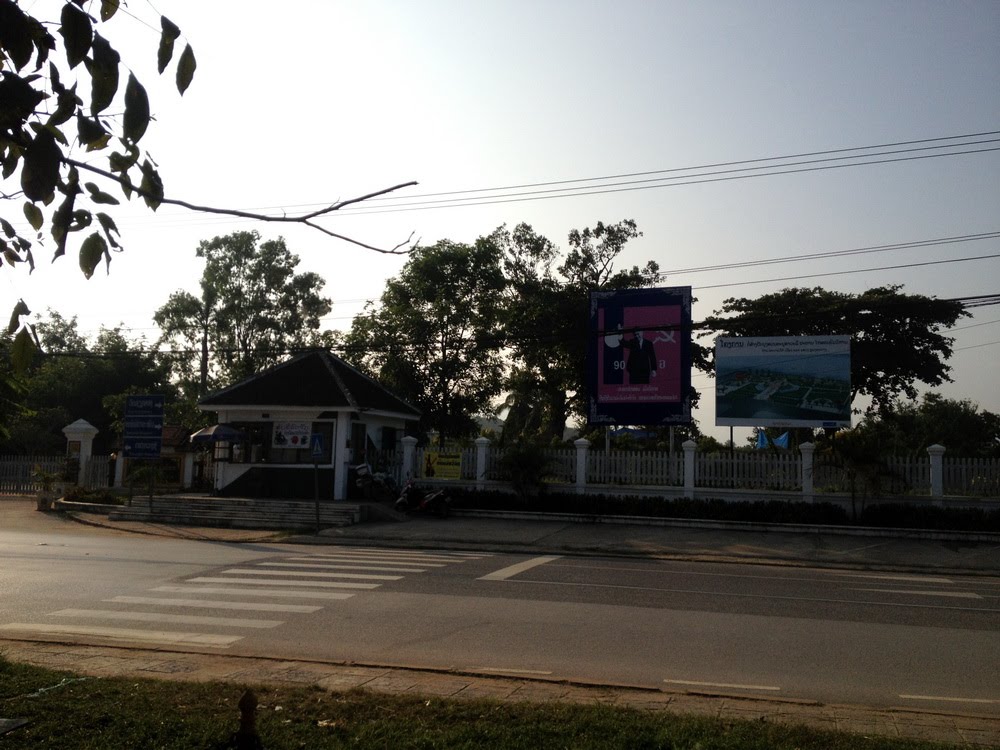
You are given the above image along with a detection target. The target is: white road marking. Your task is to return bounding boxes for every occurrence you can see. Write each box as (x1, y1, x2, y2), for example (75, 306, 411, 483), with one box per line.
(308, 553, 469, 564)
(187, 577, 379, 589)
(849, 588, 981, 599)
(152, 585, 355, 600)
(286, 556, 445, 567)
(260, 562, 427, 573)
(106, 596, 322, 613)
(665, 679, 781, 692)
(479, 555, 562, 581)
(899, 694, 998, 704)
(0, 623, 240, 647)
(504, 578, 1000, 613)
(830, 573, 954, 584)
(51, 608, 282, 629)
(223, 568, 400, 581)
(313, 548, 490, 559)
(475, 667, 554, 675)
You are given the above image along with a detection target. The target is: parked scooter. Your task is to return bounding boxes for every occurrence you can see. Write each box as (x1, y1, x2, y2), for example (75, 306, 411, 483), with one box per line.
(395, 478, 451, 517)
(354, 463, 397, 502)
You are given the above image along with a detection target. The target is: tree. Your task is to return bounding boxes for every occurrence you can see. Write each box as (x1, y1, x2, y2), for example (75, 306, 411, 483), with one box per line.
(154, 231, 332, 396)
(488, 220, 658, 443)
(0, 311, 171, 454)
(852, 393, 1000, 458)
(344, 240, 507, 444)
(1, 1, 414, 370)
(700, 285, 968, 416)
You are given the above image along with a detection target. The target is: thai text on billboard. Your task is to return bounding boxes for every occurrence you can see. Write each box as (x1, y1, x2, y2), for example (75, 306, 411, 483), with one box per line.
(715, 335, 852, 428)
(588, 287, 692, 425)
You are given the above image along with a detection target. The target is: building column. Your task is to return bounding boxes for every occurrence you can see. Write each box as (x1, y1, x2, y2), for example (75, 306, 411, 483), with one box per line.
(927, 444, 946, 498)
(401, 436, 418, 482)
(475, 436, 490, 490)
(573, 438, 590, 494)
(800, 442, 815, 503)
(62, 419, 99, 486)
(682, 440, 697, 499)
(334, 412, 352, 500)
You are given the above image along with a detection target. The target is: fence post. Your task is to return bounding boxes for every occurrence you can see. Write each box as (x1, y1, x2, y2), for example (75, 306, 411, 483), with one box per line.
(574, 438, 590, 494)
(401, 436, 418, 481)
(682, 440, 697, 499)
(799, 442, 815, 503)
(62, 419, 98, 486)
(927, 443, 945, 498)
(475, 436, 490, 489)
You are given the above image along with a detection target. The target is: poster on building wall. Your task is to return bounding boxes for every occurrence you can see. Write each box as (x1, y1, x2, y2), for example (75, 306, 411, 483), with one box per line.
(715, 335, 852, 428)
(272, 421, 311, 448)
(587, 286, 692, 425)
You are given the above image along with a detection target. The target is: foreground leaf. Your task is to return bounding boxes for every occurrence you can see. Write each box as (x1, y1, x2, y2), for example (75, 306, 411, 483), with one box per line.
(79, 231, 109, 279)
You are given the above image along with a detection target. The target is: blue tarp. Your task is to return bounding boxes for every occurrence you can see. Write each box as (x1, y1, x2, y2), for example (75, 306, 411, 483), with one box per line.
(756, 431, 789, 449)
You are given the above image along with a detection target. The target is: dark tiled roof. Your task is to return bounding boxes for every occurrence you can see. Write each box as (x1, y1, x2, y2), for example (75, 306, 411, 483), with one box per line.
(199, 350, 420, 418)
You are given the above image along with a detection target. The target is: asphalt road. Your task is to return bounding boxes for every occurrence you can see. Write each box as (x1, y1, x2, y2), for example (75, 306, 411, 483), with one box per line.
(2, 512, 998, 715)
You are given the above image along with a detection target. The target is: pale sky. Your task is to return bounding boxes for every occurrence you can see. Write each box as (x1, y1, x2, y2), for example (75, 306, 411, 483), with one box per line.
(4, 1, 999, 441)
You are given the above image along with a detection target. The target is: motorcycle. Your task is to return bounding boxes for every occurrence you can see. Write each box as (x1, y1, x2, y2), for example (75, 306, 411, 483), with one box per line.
(354, 463, 397, 502)
(395, 478, 451, 517)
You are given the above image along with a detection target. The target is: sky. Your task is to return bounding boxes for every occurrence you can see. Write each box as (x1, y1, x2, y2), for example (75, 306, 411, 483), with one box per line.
(4, 0, 999, 442)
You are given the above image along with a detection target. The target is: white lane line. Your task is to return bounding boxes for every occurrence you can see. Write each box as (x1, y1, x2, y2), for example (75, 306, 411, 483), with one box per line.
(260, 562, 427, 573)
(665, 679, 781, 692)
(479, 555, 562, 581)
(51, 608, 282, 629)
(106, 596, 322, 613)
(187, 577, 379, 590)
(475, 667, 554, 675)
(153, 585, 355, 600)
(849, 588, 982, 599)
(306, 554, 463, 564)
(899, 694, 998, 704)
(504, 578, 1000, 613)
(830, 573, 954, 584)
(0, 623, 240, 647)
(314, 548, 490, 559)
(223, 568, 400, 581)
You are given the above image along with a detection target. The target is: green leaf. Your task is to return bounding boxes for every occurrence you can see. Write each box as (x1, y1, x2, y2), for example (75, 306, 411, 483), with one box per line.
(86, 33, 120, 114)
(96, 212, 122, 249)
(23, 201, 44, 231)
(158, 16, 181, 74)
(176, 43, 196, 95)
(59, 3, 92, 69)
(79, 231, 108, 279)
(51, 190, 77, 260)
(20, 128, 62, 202)
(7, 300, 31, 335)
(84, 182, 120, 205)
(2, 248, 20, 266)
(11, 327, 36, 374)
(100, 0, 119, 22)
(76, 113, 107, 146)
(139, 159, 163, 210)
(122, 74, 150, 143)
(0, 217, 14, 237)
(0, 0, 34, 70)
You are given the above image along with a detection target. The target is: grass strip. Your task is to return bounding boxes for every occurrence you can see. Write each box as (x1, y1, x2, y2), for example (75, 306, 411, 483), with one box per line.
(0, 655, 961, 749)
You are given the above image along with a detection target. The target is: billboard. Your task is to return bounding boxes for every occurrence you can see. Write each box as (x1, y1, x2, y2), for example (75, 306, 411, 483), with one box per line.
(588, 286, 692, 425)
(715, 336, 852, 428)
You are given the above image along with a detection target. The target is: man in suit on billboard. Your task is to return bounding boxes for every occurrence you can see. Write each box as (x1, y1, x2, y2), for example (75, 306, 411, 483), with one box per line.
(626, 329, 657, 384)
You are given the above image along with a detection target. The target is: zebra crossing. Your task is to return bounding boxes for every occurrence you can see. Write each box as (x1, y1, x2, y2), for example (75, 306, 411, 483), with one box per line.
(0, 546, 491, 648)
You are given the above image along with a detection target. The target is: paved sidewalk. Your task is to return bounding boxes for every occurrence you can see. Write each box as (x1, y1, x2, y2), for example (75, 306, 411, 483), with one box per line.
(2, 637, 998, 747)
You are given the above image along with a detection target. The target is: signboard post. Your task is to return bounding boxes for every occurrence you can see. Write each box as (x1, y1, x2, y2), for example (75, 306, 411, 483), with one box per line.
(310, 433, 324, 531)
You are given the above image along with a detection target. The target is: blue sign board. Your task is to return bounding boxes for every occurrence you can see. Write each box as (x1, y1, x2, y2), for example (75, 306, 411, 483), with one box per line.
(124, 395, 165, 459)
(123, 437, 163, 459)
(310, 433, 325, 461)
